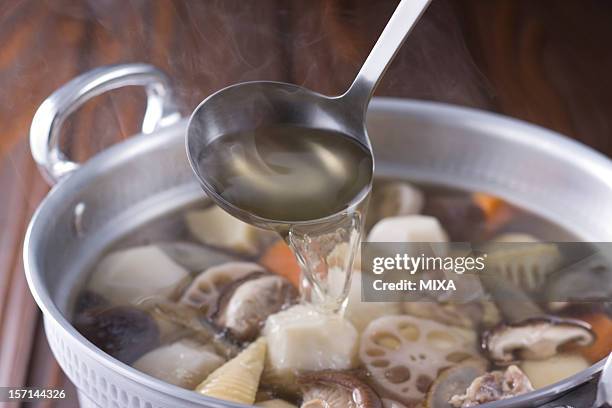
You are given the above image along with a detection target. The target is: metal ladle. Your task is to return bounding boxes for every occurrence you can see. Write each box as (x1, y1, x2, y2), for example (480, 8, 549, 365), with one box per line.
(187, 0, 431, 228)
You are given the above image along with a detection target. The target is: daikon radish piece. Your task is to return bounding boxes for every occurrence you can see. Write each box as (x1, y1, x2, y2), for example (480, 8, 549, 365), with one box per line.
(185, 206, 273, 256)
(263, 304, 358, 374)
(520, 353, 590, 389)
(88, 246, 190, 306)
(133, 340, 224, 389)
(367, 215, 448, 243)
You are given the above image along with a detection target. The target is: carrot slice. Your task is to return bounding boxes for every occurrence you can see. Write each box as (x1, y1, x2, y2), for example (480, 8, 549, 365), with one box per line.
(259, 240, 301, 288)
(578, 313, 612, 362)
(472, 192, 504, 220)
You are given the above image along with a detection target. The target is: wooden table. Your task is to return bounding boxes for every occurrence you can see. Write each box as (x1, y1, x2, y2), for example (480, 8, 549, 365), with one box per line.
(1, 1, 611, 406)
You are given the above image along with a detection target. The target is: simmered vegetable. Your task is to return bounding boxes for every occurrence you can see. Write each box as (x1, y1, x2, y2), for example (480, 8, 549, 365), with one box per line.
(160, 241, 240, 272)
(359, 315, 479, 406)
(486, 235, 561, 291)
(196, 337, 267, 404)
(520, 353, 590, 389)
(73, 182, 609, 406)
(87, 245, 191, 306)
(185, 206, 275, 256)
(259, 241, 302, 288)
(133, 339, 224, 389)
(263, 304, 358, 375)
(367, 215, 448, 243)
(180, 262, 266, 317)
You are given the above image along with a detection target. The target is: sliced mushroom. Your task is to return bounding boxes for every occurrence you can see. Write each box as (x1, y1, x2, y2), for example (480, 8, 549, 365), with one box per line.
(484, 317, 595, 364)
(150, 301, 239, 358)
(74, 306, 160, 365)
(74, 290, 109, 314)
(159, 241, 241, 273)
(299, 371, 383, 408)
(180, 262, 266, 317)
(447, 365, 533, 407)
(359, 315, 480, 406)
(215, 274, 298, 342)
(425, 359, 488, 408)
(481, 275, 594, 364)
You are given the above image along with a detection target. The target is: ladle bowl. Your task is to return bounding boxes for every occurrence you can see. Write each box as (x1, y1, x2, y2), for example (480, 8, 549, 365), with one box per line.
(186, 0, 432, 227)
(186, 81, 373, 228)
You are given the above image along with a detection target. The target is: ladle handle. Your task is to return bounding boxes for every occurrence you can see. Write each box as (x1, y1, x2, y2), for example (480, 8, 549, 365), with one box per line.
(342, 0, 431, 113)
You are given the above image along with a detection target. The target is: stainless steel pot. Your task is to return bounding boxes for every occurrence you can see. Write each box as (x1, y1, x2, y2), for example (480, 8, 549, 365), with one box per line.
(24, 64, 612, 408)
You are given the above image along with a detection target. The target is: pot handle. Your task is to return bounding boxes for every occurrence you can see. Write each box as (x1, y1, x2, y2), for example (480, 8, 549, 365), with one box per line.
(30, 63, 181, 185)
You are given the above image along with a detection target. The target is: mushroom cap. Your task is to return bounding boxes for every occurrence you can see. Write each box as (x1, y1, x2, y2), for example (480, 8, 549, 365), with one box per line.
(180, 262, 266, 317)
(424, 359, 488, 408)
(482, 316, 595, 364)
(299, 370, 383, 408)
(214, 274, 298, 342)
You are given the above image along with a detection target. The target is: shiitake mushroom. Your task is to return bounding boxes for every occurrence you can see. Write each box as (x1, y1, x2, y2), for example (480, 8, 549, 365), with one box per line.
(299, 370, 383, 408)
(74, 306, 160, 365)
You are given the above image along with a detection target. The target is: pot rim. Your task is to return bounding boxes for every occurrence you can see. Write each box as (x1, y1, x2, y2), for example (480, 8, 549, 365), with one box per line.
(24, 97, 610, 407)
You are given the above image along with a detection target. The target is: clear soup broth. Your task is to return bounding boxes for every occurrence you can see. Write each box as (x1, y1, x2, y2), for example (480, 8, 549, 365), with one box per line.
(72, 181, 611, 408)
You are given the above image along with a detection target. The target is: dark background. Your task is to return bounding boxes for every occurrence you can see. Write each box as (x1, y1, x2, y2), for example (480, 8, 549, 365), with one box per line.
(1, 0, 611, 405)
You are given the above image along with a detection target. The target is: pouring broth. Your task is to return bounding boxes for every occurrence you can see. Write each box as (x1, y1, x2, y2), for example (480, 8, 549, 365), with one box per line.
(72, 183, 611, 408)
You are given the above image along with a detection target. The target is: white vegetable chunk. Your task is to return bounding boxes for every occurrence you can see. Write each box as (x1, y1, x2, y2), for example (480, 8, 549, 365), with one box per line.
(185, 206, 273, 256)
(88, 245, 190, 305)
(263, 304, 358, 374)
(367, 215, 448, 243)
(367, 182, 424, 230)
(520, 353, 590, 389)
(133, 340, 224, 389)
(196, 337, 267, 404)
